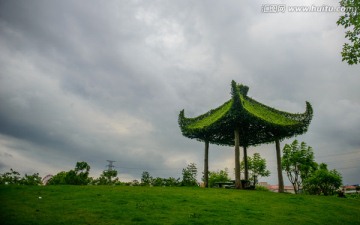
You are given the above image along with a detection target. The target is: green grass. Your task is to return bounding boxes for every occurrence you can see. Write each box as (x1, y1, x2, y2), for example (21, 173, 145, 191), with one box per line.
(1, 185, 359, 225)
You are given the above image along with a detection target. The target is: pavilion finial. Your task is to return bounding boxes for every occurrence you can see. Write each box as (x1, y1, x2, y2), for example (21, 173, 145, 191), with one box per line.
(231, 81, 243, 112)
(238, 84, 249, 96)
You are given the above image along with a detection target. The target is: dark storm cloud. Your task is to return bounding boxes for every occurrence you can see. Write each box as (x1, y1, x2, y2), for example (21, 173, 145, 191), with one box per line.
(0, 0, 359, 184)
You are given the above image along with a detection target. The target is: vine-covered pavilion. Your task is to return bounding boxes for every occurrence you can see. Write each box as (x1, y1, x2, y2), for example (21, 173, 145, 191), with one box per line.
(178, 81, 313, 191)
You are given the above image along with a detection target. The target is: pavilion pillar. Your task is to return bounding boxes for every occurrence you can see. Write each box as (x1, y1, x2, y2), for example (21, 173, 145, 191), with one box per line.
(234, 128, 242, 189)
(275, 139, 284, 193)
(204, 140, 209, 188)
(243, 146, 249, 183)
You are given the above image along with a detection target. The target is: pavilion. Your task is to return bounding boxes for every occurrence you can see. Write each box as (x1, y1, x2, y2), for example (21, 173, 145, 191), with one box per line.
(178, 81, 313, 191)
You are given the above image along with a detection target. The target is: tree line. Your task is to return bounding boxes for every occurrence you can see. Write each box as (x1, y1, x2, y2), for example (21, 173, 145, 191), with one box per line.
(0, 139, 343, 196)
(0, 162, 201, 187)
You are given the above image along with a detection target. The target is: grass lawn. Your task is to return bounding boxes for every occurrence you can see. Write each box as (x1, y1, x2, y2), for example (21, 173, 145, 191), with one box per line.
(1, 185, 359, 225)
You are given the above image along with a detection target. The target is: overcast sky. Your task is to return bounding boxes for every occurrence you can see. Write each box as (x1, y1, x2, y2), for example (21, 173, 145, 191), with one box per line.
(0, 0, 359, 185)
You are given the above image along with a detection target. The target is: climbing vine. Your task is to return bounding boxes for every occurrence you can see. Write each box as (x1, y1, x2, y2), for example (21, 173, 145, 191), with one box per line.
(178, 80, 313, 147)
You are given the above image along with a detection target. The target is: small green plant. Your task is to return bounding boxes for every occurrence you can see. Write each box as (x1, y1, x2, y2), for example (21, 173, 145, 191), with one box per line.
(255, 185, 270, 192)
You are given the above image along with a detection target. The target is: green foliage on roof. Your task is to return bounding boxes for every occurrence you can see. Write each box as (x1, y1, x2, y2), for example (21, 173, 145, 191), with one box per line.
(241, 96, 299, 126)
(178, 81, 313, 147)
(188, 100, 232, 129)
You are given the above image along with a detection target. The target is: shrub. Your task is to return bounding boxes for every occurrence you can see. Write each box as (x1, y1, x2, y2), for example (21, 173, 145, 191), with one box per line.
(303, 163, 342, 196)
(255, 185, 270, 192)
(0, 169, 21, 185)
(208, 169, 231, 188)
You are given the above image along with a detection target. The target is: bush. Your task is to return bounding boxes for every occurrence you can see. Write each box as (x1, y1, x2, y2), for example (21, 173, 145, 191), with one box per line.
(0, 169, 21, 185)
(303, 163, 342, 196)
(0, 169, 42, 185)
(47, 171, 67, 185)
(163, 177, 180, 187)
(20, 173, 42, 185)
(48, 162, 91, 185)
(255, 185, 270, 192)
(92, 170, 119, 185)
(208, 169, 230, 188)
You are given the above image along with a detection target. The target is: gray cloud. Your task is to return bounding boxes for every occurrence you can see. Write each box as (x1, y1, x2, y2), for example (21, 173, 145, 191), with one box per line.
(0, 0, 359, 185)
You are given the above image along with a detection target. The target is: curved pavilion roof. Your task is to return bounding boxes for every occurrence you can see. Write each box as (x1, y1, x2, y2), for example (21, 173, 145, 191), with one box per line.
(178, 81, 313, 147)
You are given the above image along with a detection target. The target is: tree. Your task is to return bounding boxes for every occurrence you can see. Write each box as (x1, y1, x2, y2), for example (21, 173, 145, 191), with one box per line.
(48, 162, 91, 185)
(141, 171, 153, 186)
(303, 163, 342, 196)
(65, 161, 91, 185)
(140, 171, 180, 187)
(152, 177, 165, 186)
(163, 177, 180, 186)
(20, 173, 42, 185)
(0, 169, 43, 185)
(103, 170, 118, 184)
(0, 169, 21, 184)
(131, 179, 140, 186)
(337, 0, 360, 65)
(181, 163, 198, 186)
(94, 170, 118, 185)
(241, 153, 270, 186)
(282, 140, 317, 194)
(47, 171, 67, 185)
(74, 161, 91, 184)
(207, 169, 231, 188)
